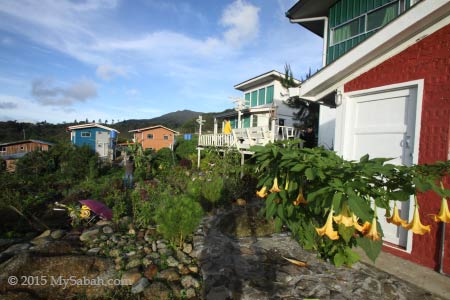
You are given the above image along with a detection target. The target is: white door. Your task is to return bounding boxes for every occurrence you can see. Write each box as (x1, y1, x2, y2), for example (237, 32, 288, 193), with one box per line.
(347, 87, 417, 247)
(96, 131, 110, 158)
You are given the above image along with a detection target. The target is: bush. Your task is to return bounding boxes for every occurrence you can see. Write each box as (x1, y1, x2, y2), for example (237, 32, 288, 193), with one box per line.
(155, 194, 203, 247)
(175, 139, 197, 161)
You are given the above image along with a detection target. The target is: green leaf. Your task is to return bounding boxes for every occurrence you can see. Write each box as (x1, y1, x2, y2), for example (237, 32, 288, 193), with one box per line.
(356, 237, 382, 262)
(333, 251, 345, 267)
(277, 204, 285, 220)
(307, 187, 332, 203)
(305, 168, 316, 180)
(332, 192, 343, 209)
(274, 217, 283, 232)
(360, 154, 370, 163)
(290, 164, 306, 172)
(287, 205, 294, 218)
(348, 195, 372, 222)
(338, 224, 354, 243)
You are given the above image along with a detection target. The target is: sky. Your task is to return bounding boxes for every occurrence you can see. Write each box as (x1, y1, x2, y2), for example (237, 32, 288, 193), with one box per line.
(0, 0, 323, 124)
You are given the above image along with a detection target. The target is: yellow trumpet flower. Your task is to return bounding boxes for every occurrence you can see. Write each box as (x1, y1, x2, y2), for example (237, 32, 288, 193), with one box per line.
(353, 215, 371, 234)
(315, 208, 339, 240)
(402, 201, 431, 235)
(333, 203, 353, 227)
(269, 177, 281, 193)
(386, 202, 407, 226)
(293, 188, 307, 206)
(430, 197, 450, 223)
(256, 186, 268, 198)
(365, 217, 381, 241)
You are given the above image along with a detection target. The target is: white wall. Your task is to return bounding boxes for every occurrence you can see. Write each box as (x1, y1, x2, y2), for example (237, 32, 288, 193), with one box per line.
(318, 105, 336, 149)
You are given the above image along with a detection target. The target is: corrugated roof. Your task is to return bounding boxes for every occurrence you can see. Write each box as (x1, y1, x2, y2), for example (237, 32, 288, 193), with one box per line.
(0, 139, 54, 147)
(128, 125, 179, 134)
(67, 123, 120, 133)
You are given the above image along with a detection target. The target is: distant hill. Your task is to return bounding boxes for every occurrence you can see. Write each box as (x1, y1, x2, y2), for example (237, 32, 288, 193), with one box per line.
(0, 109, 228, 144)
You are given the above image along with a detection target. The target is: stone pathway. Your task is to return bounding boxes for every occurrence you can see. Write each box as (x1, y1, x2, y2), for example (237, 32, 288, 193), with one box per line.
(194, 205, 446, 300)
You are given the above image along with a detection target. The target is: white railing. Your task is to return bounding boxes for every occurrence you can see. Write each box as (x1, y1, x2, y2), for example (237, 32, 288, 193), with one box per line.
(198, 125, 297, 149)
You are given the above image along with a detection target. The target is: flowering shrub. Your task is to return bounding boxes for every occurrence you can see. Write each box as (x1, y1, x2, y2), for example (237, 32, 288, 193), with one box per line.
(251, 140, 450, 266)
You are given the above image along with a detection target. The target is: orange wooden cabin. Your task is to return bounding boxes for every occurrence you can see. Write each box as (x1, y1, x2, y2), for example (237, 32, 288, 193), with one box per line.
(0, 139, 53, 172)
(129, 125, 179, 151)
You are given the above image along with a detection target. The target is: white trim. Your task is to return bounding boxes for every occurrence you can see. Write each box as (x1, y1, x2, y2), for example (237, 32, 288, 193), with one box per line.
(129, 125, 179, 134)
(341, 79, 424, 253)
(290, 0, 450, 102)
(234, 70, 300, 91)
(68, 123, 119, 133)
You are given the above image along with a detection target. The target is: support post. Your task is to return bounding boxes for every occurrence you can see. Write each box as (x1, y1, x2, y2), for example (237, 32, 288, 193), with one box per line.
(240, 151, 245, 179)
(197, 148, 201, 169)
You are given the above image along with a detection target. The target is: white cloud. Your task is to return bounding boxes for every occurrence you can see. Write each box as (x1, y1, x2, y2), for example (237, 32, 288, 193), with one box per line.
(126, 89, 139, 96)
(221, 0, 260, 47)
(31, 78, 98, 106)
(96, 64, 128, 80)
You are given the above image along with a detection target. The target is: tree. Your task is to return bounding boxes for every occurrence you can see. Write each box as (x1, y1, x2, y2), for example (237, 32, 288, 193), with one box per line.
(282, 64, 319, 129)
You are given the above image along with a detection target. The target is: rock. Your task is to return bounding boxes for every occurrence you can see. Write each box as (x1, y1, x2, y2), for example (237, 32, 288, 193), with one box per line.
(34, 229, 51, 239)
(206, 286, 233, 300)
(128, 228, 136, 236)
(157, 268, 180, 282)
(2, 243, 31, 255)
(29, 240, 75, 255)
(121, 268, 142, 285)
(142, 257, 152, 267)
(102, 226, 114, 234)
(181, 275, 200, 289)
(185, 287, 197, 299)
(236, 198, 247, 206)
(143, 246, 152, 254)
(30, 236, 51, 246)
(176, 250, 192, 264)
(178, 265, 190, 275)
(149, 252, 160, 260)
(50, 229, 65, 240)
(158, 248, 173, 256)
(79, 228, 100, 242)
(168, 282, 183, 298)
(188, 265, 198, 273)
(143, 282, 171, 300)
(137, 230, 145, 240)
(183, 243, 193, 254)
(125, 258, 142, 270)
(0, 253, 117, 299)
(131, 277, 150, 294)
(152, 241, 157, 252)
(109, 249, 121, 257)
(144, 264, 158, 280)
(96, 220, 112, 226)
(156, 241, 167, 249)
(126, 250, 137, 257)
(87, 247, 101, 255)
(166, 256, 179, 267)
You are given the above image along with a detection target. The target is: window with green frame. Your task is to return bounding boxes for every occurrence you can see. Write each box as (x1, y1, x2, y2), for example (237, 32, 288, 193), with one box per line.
(330, 0, 400, 46)
(244, 93, 250, 107)
(251, 91, 258, 107)
(258, 88, 265, 106)
(266, 85, 274, 104)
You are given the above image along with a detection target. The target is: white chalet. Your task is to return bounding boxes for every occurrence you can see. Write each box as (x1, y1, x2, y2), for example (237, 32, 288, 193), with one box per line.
(198, 70, 301, 150)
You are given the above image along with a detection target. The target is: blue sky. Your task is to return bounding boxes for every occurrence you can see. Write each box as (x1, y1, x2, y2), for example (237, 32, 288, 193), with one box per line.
(0, 0, 323, 124)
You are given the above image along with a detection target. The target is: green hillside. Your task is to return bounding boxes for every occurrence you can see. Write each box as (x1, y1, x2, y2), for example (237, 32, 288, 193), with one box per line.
(0, 109, 229, 144)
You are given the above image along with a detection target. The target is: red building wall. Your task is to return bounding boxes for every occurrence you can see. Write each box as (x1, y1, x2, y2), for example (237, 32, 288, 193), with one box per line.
(345, 24, 450, 271)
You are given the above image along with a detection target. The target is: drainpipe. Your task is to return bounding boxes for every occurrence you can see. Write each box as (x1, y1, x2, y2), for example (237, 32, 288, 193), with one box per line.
(289, 16, 328, 67)
(438, 222, 450, 276)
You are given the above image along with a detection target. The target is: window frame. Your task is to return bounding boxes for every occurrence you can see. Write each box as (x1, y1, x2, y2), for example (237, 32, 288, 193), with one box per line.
(81, 131, 91, 137)
(330, 0, 401, 46)
(163, 135, 169, 141)
(147, 133, 154, 140)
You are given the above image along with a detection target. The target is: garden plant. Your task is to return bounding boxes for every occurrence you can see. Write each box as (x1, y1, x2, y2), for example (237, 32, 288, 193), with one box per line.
(251, 140, 450, 266)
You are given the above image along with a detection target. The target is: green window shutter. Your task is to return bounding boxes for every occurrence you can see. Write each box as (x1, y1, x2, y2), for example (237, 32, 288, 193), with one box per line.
(258, 88, 265, 106)
(244, 93, 251, 107)
(230, 118, 236, 128)
(266, 85, 274, 104)
(251, 91, 258, 107)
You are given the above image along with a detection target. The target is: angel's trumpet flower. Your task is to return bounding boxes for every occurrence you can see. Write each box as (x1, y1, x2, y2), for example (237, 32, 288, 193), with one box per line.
(293, 188, 307, 206)
(333, 203, 354, 227)
(269, 177, 281, 193)
(315, 208, 339, 240)
(403, 197, 431, 235)
(386, 202, 407, 226)
(365, 217, 381, 241)
(430, 196, 450, 223)
(256, 186, 268, 198)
